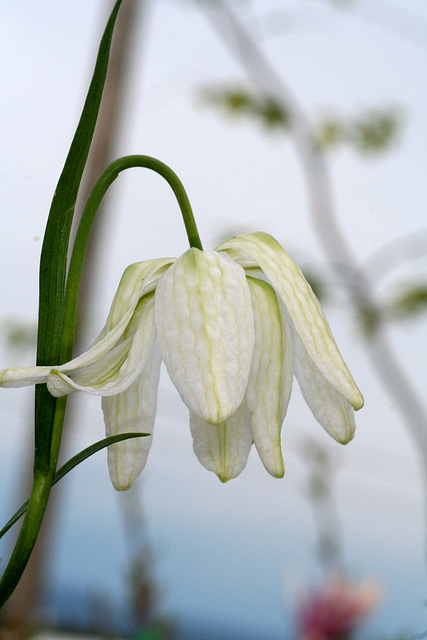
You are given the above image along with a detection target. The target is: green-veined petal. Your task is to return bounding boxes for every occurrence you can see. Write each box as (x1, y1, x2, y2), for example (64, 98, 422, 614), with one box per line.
(190, 402, 253, 482)
(245, 276, 292, 477)
(47, 292, 157, 397)
(60, 258, 173, 371)
(292, 326, 355, 443)
(216, 232, 363, 411)
(103, 340, 162, 490)
(104, 258, 174, 331)
(155, 248, 255, 425)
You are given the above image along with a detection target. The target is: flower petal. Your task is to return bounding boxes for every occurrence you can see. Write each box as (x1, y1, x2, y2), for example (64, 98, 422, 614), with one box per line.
(60, 258, 173, 372)
(216, 232, 363, 411)
(104, 258, 174, 332)
(245, 276, 292, 478)
(0, 365, 54, 388)
(47, 292, 157, 397)
(102, 340, 162, 491)
(155, 248, 255, 425)
(190, 402, 253, 482)
(292, 326, 355, 443)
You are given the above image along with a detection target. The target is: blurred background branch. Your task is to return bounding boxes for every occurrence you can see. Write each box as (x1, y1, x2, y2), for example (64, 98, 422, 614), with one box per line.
(198, 0, 427, 542)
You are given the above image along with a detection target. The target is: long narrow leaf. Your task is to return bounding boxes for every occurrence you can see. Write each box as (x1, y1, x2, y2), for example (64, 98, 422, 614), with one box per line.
(35, 0, 123, 474)
(0, 432, 148, 541)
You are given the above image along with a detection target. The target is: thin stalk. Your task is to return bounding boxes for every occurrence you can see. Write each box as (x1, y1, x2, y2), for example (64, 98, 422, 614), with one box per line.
(0, 397, 66, 608)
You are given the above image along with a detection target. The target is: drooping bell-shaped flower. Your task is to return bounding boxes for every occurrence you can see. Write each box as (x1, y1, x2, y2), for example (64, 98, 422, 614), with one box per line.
(0, 232, 363, 489)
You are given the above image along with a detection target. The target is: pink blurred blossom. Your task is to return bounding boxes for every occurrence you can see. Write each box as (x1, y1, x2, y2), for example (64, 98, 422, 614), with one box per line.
(296, 574, 381, 639)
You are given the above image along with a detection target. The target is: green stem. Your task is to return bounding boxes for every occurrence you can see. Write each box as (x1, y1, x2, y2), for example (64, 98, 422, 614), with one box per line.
(0, 396, 66, 608)
(63, 155, 202, 357)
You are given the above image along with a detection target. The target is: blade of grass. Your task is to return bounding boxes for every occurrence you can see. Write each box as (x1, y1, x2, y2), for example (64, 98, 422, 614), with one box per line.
(0, 432, 148, 541)
(36, 0, 123, 474)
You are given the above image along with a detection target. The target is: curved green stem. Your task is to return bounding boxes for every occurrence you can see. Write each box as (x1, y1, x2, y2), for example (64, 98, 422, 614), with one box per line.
(63, 155, 202, 357)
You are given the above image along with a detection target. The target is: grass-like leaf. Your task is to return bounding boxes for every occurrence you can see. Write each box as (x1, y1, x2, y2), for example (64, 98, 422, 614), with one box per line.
(0, 432, 148, 541)
(35, 0, 123, 475)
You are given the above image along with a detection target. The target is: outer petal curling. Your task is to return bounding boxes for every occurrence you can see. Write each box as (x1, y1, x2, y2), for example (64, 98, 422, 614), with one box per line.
(216, 232, 363, 411)
(104, 258, 174, 331)
(47, 339, 131, 397)
(155, 248, 255, 425)
(47, 292, 157, 397)
(190, 402, 253, 482)
(245, 276, 292, 478)
(59, 259, 173, 372)
(0, 259, 173, 390)
(103, 340, 162, 490)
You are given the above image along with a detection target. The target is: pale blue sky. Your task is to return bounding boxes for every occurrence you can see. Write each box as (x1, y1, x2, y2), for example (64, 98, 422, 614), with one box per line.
(1, 1, 427, 636)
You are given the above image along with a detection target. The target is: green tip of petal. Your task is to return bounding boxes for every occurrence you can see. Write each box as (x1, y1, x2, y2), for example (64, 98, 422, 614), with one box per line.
(258, 454, 285, 479)
(336, 429, 356, 446)
(271, 463, 285, 479)
(352, 390, 364, 411)
(113, 480, 134, 491)
(0, 369, 11, 386)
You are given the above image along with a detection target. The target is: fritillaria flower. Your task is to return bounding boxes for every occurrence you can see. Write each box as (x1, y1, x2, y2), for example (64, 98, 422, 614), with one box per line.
(0, 232, 363, 489)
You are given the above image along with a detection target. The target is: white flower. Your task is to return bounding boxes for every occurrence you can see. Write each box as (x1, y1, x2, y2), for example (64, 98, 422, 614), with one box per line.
(0, 232, 363, 489)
